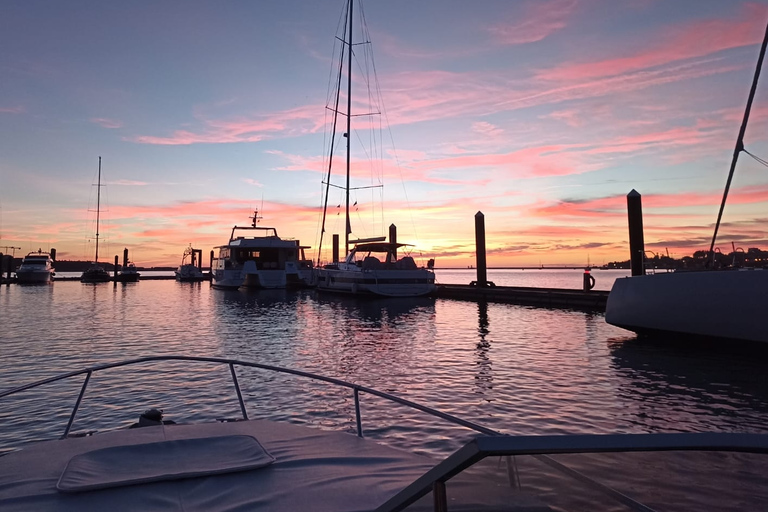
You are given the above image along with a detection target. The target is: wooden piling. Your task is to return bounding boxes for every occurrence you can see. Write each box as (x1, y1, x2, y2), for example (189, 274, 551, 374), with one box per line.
(332, 234, 340, 263)
(627, 190, 645, 276)
(114, 255, 119, 279)
(389, 224, 397, 259)
(210, 250, 215, 271)
(50, 248, 56, 262)
(123, 248, 129, 268)
(475, 211, 488, 287)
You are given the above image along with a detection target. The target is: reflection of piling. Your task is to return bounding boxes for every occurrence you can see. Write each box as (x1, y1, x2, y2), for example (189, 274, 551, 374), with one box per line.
(389, 224, 397, 259)
(475, 211, 487, 287)
(627, 190, 645, 276)
(332, 234, 340, 263)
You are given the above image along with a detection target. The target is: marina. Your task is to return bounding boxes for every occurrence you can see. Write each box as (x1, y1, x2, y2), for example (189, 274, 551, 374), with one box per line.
(2, 276, 768, 510)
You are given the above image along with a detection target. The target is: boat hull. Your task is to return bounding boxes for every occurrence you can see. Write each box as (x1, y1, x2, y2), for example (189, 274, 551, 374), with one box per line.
(316, 267, 436, 297)
(605, 269, 767, 343)
(14, 270, 53, 284)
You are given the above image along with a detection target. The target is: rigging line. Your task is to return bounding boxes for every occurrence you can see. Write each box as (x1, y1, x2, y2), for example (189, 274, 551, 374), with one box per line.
(709, 21, 768, 265)
(744, 148, 768, 168)
(317, 1, 351, 267)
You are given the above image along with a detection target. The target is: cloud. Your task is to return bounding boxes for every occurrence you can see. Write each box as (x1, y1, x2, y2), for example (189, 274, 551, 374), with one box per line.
(91, 117, 123, 129)
(487, 0, 578, 45)
(537, 3, 768, 81)
(109, 180, 147, 186)
(0, 105, 25, 114)
(244, 178, 264, 187)
(131, 104, 324, 145)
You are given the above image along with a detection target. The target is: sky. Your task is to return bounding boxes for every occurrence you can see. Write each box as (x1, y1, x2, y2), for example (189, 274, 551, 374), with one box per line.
(2, 0, 768, 268)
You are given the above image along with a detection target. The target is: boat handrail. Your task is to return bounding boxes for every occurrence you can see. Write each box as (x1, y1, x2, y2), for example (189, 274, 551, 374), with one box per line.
(376, 433, 768, 512)
(0, 355, 499, 440)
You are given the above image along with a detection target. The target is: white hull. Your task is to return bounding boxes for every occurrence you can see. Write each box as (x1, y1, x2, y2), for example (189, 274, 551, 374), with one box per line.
(316, 265, 435, 297)
(14, 270, 53, 284)
(605, 269, 767, 343)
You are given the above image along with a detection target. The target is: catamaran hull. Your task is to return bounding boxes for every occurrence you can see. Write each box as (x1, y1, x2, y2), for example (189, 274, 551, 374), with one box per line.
(605, 269, 768, 343)
(14, 271, 53, 284)
(316, 269, 435, 297)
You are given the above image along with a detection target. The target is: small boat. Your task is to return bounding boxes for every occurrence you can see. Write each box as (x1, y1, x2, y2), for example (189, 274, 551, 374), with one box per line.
(80, 157, 111, 284)
(606, 22, 768, 343)
(117, 262, 141, 283)
(14, 249, 55, 284)
(314, 0, 435, 298)
(1, 354, 767, 512)
(175, 245, 206, 282)
(211, 210, 315, 290)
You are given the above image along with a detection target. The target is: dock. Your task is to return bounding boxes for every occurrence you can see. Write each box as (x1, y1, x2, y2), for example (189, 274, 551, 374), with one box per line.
(436, 284, 608, 311)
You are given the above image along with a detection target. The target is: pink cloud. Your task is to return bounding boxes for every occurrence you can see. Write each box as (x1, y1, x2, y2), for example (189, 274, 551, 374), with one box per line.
(488, 0, 578, 45)
(538, 3, 768, 81)
(91, 117, 123, 129)
(132, 104, 324, 145)
(0, 105, 24, 114)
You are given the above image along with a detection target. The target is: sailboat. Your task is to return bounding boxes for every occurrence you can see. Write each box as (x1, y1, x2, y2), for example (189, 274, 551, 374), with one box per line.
(314, 0, 435, 298)
(80, 157, 112, 283)
(605, 22, 768, 343)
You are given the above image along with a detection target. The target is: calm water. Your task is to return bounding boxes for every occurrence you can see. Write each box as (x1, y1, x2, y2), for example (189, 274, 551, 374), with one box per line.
(2, 269, 768, 458)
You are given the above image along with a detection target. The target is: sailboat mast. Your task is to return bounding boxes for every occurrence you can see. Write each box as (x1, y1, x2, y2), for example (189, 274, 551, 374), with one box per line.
(95, 156, 102, 264)
(708, 22, 768, 265)
(345, 0, 353, 255)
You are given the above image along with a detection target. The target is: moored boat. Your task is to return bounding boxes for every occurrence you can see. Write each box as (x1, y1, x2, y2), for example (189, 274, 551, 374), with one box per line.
(117, 262, 141, 282)
(175, 245, 207, 282)
(211, 211, 314, 290)
(14, 249, 55, 284)
(606, 22, 768, 343)
(315, 0, 434, 298)
(80, 157, 111, 284)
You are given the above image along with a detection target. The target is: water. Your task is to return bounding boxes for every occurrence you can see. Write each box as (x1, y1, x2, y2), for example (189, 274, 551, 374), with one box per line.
(2, 270, 768, 459)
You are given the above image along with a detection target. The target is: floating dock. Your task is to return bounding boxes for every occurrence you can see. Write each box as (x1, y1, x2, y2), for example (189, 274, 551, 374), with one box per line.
(435, 284, 608, 311)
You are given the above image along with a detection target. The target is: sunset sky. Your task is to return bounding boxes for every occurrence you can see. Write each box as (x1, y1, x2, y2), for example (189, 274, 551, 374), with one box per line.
(2, 0, 768, 268)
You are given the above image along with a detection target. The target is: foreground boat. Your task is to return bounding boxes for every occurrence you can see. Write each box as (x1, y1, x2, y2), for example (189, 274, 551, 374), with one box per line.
(606, 22, 768, 343)
(1, 355, 767, 512)
(14, 250, 55, 284)
(211, 211, 315, 290)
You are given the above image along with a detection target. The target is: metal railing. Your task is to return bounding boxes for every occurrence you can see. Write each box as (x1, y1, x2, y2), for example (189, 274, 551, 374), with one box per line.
(4, 356, 768, 512)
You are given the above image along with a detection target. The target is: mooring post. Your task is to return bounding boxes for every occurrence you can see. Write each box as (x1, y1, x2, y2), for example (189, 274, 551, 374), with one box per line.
(123, 248, 128, 268)
(113, 255, 119, 279)
(50, 248, 56, 262)
(627, 189, 645, 276)
(475, 211, 488, 287)
(0, 253, 5, 284)
(210, 250, 214, 272)
(332, 234, 340, 263)
(389, 224, 397, 259)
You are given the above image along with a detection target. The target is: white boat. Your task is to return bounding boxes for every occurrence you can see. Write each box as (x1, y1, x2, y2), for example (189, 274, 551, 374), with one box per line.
(1, 355, 767, 512)
(80, 157, 111, 284)
(606, 23, 768, 343)
(211, 211, 315, 290)
(314, 0, 435, 298)
(316, 241, 435, 297)
(117, 262, 141, 283)
(14, 250, 55, 284)
(175, 245, 206, 282)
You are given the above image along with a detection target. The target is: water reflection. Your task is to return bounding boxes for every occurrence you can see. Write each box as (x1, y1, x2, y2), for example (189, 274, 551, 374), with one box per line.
(608, 336, 768, 433)
(474, 301, 493, 397)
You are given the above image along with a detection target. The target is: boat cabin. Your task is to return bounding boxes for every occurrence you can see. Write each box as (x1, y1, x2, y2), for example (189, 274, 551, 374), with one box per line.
(345, 242, 419, 270)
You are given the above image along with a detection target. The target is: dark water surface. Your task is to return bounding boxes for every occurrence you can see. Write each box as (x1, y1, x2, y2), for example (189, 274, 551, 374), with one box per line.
(2, 273, 768, 458)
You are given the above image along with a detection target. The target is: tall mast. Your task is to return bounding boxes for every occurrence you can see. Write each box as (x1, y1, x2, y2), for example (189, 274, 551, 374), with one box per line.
(708, 22, 768, 265)
(95, 156, 102, 264)
(345, 0, 353, 255)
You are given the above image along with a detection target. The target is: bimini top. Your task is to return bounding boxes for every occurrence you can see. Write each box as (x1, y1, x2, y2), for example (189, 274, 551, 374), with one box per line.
(351, 242, 413, 253)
